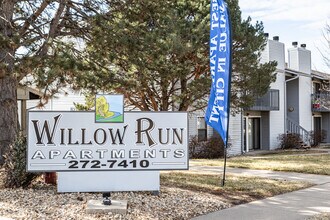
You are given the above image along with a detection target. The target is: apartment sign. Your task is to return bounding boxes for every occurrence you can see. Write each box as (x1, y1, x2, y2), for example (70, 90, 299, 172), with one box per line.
(27, 111, 188, 171)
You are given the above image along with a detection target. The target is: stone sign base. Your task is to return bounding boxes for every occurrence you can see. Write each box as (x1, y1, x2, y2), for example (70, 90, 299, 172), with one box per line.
(86, 200, 128, 215)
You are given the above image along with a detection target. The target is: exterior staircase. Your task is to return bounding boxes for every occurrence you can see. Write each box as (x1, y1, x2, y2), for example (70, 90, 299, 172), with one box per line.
(286, 117, 310, 149)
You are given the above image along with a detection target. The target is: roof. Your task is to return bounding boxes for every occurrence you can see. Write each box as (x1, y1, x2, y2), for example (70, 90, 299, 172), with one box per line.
(17, 86, 43, 100)
(311, 70, 330, 81)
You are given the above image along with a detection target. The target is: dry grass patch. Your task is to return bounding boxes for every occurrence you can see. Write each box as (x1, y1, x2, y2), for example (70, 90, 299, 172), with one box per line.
(191, 154, 330, 175)
(161, 172, 313, 205)
(308, 213, 330, 220)
(0, 169, 313, 220)
(254, 149, 327, 156)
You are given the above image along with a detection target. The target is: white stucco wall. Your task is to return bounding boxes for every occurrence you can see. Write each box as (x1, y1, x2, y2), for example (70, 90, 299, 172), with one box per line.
(227, 112, 242, 156)
(188, 112, 198, 139)
(261, 39, 285, 70)
(269, 71, 286, 149)
(268, 40, 285, 70)
(288, 47, 311, 75)
(260, 38, 286, 150)
(187, 110, 242, 156)
(26, 90, 85, 111)
(299, 75, 313, 131)
(260, 41, 269, 64)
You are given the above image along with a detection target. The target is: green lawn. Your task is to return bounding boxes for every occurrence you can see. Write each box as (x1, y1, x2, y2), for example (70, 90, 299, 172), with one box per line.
(191, 154, 330, 175)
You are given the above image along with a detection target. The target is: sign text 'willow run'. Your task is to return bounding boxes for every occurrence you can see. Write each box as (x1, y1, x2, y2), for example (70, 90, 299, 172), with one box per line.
(27, 112, 188, 171)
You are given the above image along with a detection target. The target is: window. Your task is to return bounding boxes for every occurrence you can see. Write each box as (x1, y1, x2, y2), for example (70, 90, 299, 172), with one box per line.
(197, 117, 207, 142)
(313, 82, 321, 94)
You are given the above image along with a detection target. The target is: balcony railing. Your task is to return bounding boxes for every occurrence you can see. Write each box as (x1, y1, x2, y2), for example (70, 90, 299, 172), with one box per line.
(311, 92, 330, 112)
(247, 89, 280, 111)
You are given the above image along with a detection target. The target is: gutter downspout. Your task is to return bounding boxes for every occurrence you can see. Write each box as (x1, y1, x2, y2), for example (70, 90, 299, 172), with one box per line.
(284, 73, 299, 133)
(241, 109, 244, 154)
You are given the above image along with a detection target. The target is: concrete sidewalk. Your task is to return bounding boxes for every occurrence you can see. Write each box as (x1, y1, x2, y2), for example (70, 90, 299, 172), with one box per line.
(190, 165, 330, 220)
(189, 165, 330, 184)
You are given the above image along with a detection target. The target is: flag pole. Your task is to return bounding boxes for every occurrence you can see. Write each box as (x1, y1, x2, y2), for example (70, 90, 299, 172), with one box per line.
(221, 111, 230, 187)
(205, 0, 232, 187)
(221, 4, 232, 187)
(221, 146, 227, 186)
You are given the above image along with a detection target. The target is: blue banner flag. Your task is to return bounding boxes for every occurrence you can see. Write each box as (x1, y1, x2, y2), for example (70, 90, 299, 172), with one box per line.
(205, 0, 232, 146)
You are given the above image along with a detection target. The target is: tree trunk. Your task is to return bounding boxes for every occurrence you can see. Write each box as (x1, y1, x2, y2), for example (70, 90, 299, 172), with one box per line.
(0, 0, 17, 164)
(0, 76, 18, 164)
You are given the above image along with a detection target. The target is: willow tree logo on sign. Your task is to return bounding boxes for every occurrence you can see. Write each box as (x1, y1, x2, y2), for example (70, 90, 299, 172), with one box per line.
(95, 94, 124, 123)
(27, 111, 188, 172)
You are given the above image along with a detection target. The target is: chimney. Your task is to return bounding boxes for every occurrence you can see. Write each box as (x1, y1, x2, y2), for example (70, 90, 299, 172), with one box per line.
(260, 34, 285, 69)
(288, 42, 311, 74)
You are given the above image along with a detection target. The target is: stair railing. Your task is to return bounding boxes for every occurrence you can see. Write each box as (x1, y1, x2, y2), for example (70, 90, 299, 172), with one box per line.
(286, 117, 310, 145)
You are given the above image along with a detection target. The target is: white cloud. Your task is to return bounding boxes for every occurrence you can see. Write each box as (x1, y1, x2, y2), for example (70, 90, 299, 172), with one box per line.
(239, 0, 330, 72)
(240, 0, 330, 30)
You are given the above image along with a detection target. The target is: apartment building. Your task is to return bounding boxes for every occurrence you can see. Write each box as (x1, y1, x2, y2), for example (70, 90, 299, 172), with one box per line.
(191, 36, 330, 155)
(19, 36, 330, 156)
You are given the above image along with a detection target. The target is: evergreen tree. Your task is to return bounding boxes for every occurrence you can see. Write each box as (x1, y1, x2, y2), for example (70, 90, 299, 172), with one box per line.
(75, 0, 276, 112)
(78, 0, 210, 111)
(0, 0, 277, 163)
(0, 0, 110, 164)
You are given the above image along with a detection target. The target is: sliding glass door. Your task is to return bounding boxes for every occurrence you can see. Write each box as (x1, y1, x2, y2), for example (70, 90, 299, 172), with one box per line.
(244, 117, 261, 151)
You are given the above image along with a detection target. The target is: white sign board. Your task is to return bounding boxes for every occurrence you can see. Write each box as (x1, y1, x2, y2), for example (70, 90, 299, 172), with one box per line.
(57, 171, 160, 192)
(27, 111, 188, 171)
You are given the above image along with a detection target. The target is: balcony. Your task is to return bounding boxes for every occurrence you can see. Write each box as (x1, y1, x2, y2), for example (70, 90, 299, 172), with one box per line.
(247, 89, 280, 111)
(311, 92, 330, 112)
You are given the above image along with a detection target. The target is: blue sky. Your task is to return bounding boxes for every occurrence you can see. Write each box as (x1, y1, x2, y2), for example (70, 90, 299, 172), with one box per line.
(96, 94, 123, 113)
(239, 0, 330, 73)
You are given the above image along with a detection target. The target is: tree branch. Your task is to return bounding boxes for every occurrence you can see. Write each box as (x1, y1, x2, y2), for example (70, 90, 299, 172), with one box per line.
(38, 0, 67, 57)
(19, 0, 51, 36)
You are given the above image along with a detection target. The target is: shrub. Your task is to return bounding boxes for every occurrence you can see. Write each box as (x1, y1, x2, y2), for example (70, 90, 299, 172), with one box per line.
(308, 129, 326, 147)
(3, 135, 40, 188)
(189, 135, 225, 159)
(189, 136, 200, 158)
(277, 133, 302, 149)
